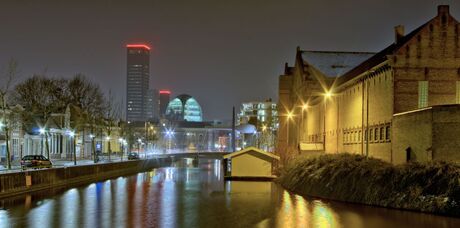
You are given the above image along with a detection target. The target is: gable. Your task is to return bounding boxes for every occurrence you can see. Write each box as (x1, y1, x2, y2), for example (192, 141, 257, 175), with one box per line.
(393, 13, 460, 67)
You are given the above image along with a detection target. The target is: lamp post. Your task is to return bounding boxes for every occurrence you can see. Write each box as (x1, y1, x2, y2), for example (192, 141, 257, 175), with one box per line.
(166, 129, 174, 153)
(286, 111, 294, 149)
(119, 138, 124, 161)
(39, 128, 45, 156)
(68, 130, 76, 165)
(106, 136, 111, 161)
(90, 134, 96, 163)
(323, 91, 332, 151)
(137, 138, 142, 158)
(301, 103, 308, 142)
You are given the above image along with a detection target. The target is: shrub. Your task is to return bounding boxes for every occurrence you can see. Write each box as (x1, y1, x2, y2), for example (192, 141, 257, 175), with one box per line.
(278, 154, 460, 216)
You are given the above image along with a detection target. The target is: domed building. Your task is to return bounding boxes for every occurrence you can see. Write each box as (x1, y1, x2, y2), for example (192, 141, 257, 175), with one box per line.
(165, 94, 203, 122)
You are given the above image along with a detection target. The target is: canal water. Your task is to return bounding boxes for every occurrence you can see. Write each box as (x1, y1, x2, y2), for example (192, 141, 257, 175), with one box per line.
(1, 159, 459, 228)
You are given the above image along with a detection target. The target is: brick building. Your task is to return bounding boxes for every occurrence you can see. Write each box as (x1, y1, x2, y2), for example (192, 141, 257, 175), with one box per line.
(278, 5, 460, 164)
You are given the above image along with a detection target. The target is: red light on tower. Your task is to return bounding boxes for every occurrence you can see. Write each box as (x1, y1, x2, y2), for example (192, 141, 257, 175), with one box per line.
(159, 90, 171, 94)
(126, 44, 151, 50)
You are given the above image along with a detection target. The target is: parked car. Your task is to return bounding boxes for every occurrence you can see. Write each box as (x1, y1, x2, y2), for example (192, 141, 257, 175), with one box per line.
(128, 152, 140, 160)
(21, 155, 52, 169)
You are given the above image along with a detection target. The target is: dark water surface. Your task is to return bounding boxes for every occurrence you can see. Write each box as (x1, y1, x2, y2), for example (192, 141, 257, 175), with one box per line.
(1, 159, 459, 228)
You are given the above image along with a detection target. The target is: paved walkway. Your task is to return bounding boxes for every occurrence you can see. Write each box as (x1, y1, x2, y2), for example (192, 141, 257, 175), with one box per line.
(0, 155, 131, 173)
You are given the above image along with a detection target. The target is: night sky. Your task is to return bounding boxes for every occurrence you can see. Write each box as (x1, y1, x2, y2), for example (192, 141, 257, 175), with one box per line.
(0, 0, 458, 120)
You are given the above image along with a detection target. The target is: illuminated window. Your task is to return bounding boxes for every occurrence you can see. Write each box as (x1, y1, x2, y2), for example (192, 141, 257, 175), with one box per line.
(165, 96, 203, 122)
(456, 81, 460, 104)
(418, 81, 428, 108)
(184, 98, 203, 122)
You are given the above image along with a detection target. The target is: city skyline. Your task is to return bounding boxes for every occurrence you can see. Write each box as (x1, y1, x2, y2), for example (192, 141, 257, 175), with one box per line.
(1, 0, 459, 120)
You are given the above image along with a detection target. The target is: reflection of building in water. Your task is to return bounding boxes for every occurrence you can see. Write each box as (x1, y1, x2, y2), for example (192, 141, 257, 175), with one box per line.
(226, 181, 273, 193)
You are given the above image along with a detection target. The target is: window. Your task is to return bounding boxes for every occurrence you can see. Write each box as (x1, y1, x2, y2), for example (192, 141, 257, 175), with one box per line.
(374, 128, 378, 141)
(418, 81, 429, 108)
(456, 81, 460, 104)
(386, 126, 390, 141)
(380, 127, 384, 141)
(369, 129, 373, 142)
(365, 129, 368, 141)
(358, 130, 361, 142)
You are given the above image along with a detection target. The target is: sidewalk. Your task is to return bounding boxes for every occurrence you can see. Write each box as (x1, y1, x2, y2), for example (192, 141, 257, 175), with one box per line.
(0, 155, 130, 173)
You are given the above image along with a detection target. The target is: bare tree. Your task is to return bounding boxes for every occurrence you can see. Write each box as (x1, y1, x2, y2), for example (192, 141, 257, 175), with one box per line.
(103, 90, 121, 161)
(66, 74, 105, 161)
(13, 75, 67, 160)
(0, 59, 20, 169)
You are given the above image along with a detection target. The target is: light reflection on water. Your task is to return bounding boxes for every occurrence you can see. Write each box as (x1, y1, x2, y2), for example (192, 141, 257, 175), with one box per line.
(0, 159, 459, 228)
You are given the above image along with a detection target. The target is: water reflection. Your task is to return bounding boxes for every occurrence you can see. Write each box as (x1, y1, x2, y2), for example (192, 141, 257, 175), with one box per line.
(0, 159, 459, 228)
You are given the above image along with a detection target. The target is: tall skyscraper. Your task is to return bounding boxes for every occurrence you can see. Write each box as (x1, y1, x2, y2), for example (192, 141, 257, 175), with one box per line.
(158, 90, 171, 118)
(126, 44, 150, 122)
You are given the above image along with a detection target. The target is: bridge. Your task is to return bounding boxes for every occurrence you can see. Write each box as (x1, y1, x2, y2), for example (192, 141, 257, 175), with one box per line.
(150, 151, 231, 160)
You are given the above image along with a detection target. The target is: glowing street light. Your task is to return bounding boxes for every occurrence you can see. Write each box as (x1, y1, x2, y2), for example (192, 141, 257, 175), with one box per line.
(68, 130, 76, 165)
(302, 103, 309, 110)
(324, 90, 333, 99)
(39, 128, 46, 135)
(106, 136, 111, 141)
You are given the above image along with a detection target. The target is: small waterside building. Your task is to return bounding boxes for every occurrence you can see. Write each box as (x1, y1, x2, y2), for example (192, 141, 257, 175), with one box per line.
(223, 147, 280, 180)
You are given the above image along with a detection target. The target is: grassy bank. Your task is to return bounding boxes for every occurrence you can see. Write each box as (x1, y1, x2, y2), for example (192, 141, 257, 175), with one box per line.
(278, 154, 460, 216)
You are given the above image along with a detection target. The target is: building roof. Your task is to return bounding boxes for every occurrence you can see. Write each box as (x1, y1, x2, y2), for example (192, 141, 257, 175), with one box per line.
(301, 51, 375, 77)
(176, 94, 193, 104)
(335, 22, 429, 85)
(223, 146, 280, 160)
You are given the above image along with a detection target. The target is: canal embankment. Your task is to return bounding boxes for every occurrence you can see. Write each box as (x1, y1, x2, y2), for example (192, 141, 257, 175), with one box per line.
(278, 154, 460, 217)
(0, 158, 172, 199)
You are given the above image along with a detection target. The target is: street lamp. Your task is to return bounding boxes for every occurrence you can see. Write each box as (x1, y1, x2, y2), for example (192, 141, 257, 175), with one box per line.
(301, 103, 309, 142)
(286, 111, 294, 148)
(39, 128, 46, 156)
(68, 130, 76, 165)
(165, 129, 174, 152)
(119, 138, 124, 161)
(302, 103, 309, 110)
(323, 90, 333, 151)
(89, 134, 97, 163)
(137, 138, 142, 157)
